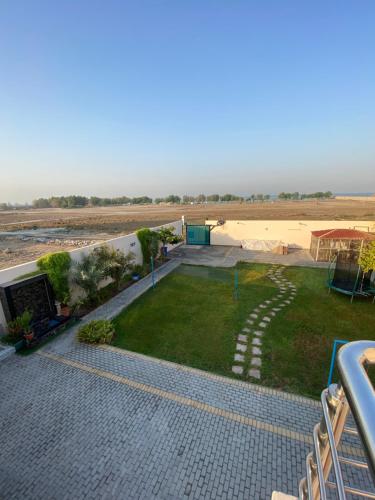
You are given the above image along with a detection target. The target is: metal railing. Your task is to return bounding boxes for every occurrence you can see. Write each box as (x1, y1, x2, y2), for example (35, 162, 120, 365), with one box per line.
(299, 341, 375, 499)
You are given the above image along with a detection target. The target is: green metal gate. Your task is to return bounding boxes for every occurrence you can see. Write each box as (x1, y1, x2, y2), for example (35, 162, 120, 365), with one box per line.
(186, 225, 210, 245)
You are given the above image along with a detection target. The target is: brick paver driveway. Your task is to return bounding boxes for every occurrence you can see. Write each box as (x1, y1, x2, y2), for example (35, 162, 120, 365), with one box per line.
(0, 330, 371, 499)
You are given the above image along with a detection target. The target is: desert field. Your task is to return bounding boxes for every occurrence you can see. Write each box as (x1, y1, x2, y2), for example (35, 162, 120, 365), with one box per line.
(1, 199, 375, 269)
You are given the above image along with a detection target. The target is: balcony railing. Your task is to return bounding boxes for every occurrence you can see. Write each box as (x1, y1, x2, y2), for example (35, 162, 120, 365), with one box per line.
(299, 341, 375, 499)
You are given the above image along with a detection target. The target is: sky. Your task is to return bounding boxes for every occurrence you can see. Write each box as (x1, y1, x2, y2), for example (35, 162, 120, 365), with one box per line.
(0, 0, 374, 203)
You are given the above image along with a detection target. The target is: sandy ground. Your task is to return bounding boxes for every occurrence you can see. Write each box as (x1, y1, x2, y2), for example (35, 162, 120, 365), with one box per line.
(1, 199, 375, 270)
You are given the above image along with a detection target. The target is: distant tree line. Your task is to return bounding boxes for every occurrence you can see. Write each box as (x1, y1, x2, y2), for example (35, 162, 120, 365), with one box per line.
(278, 191, 333, 200)
(1, 190, 334, 210)
(32, 195, 152, 209)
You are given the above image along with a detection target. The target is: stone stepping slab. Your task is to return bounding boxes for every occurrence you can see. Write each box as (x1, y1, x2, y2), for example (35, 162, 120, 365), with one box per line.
(251, 357, 262, 367)
(234, 353, 245, 362)
(232, 365, 243, 375)
(237, 334, 248, 343)
(252, 346, 262, 356)
(252, 337, 262, 346)
(249, 368, 261, 379)
(236, 343, 247, 352)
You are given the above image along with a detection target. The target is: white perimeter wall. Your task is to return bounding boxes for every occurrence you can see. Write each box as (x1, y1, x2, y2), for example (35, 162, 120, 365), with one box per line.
(206, 220, 375, 248)
(0, 220, 182, 332)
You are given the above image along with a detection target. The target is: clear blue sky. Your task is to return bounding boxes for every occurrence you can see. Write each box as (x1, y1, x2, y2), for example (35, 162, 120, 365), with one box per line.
(1, 0, 374, 202)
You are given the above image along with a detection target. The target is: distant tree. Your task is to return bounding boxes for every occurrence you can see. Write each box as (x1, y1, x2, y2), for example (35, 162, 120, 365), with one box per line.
(220, 193, 239, 202)
(90, 196, 101, 206)
(132, 196, 153, 204)
(207, 194, 220, 202)
(0, 203, 8, 210)
(32, 198, 51, 208)
(165, 195, 181, 204)
(195, 194, 206, 203)
(264, 194, 271, 201)
(182, 195, 195, 204)
(256, 194, 264, 202)
(154, 198, 165, 204)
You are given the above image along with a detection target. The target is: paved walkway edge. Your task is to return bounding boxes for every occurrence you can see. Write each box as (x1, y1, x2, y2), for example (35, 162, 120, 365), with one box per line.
(100, 343, 321, 407)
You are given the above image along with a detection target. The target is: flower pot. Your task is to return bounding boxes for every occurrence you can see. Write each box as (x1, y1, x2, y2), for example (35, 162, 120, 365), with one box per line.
(24, 331, 34, 342)
(61, 305, 71, 317)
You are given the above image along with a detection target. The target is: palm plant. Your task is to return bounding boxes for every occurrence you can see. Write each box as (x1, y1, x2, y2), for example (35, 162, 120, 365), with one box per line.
(93, 246, 135, 290)
(71, 253, 104, 304)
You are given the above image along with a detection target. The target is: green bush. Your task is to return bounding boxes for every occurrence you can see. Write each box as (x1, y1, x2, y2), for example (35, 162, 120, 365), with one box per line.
(7, 310, 33, 341)
(71, 253, 104, 304)
(136, 228, 159, 264)
(77, 319, 115, 344)
(37, 252, 71, 304)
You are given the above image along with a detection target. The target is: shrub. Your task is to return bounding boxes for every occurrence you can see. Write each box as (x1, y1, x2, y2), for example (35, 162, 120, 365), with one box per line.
(358, 241, 375, 273)
(77, 319, 115, 344)
(37, 252, 71, 304)
(136, 228, 159, 264)
(71, 253, 104, 304)
(7, 310, 33, 340)
(156, 226, 183, 247)
(93, 245, 135, 290)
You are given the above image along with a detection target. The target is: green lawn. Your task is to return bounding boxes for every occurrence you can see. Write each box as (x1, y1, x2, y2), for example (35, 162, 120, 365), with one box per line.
(113, 263, 375, 399)
(261, 266, 375, 398)
(112, 264, 276, 377)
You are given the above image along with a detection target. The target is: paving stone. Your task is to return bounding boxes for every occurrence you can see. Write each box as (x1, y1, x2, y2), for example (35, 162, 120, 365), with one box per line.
(232, 365, 244, 375)
(284, 300, 291, 305)
(265, 300, 271, 304)
(246, 319, 254, 325)
(260, 304, 267, 309)
(254, 308, 260, 313)
(250, 313, 258, 319)
(270, 311, 276, 317)
(262, 317, 271, 322)
(242, 327, 251, 333)
(234, 353, 245, 362)
(252, 338, 262, 346)
(253, 330, 263, 337)
(238, 334, 248, 343)
(251, 357, 262, 367)
(272, 308, 281, 312)
(248, 368, 261, 379)
(236, 343, 247, 353)
(252, 346, 262, 356)
(258, 322, 267, 328)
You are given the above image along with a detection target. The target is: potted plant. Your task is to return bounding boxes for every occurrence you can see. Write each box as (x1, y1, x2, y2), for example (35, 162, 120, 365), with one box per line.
(156, 227, 183, 258)
(18, 310, 34, 343)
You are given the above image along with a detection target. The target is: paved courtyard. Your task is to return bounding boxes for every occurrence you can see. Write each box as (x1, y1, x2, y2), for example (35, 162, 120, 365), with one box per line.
(169, 245, 329, 269)
(1, 327, 373, 499)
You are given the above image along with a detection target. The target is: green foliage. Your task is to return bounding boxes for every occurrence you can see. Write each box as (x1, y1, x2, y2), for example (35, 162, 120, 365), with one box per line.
(136, 228, 160, 264)
(71, 253, 104, 304)
(156, 226, 183, 246)
(93, 245, 135, 290)
(37, 252, 71, 303)
(77, 320, 115, 344)
(7, 310, 33, 340)
(358, 241, 375, 273)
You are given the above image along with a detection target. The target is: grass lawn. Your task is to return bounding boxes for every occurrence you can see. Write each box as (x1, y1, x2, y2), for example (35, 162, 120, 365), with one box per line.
(113, 263, 375, 399)
(112, 263, 276, 377)
(261, 266, 375, 398)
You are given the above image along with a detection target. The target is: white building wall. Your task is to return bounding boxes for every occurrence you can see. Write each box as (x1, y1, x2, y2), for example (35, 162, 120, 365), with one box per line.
(206, 220, 375, 249)
(0, 220, 182, 332)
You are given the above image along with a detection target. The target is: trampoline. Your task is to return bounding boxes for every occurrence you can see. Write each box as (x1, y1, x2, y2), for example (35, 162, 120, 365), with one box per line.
(327, 250, 375, 302)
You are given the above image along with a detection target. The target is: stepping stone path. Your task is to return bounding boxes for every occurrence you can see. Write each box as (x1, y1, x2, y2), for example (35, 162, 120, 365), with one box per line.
(231, 264, 297, 380)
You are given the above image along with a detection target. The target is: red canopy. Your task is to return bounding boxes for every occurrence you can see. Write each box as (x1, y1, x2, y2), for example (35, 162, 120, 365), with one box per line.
(311, 228, 375, 240)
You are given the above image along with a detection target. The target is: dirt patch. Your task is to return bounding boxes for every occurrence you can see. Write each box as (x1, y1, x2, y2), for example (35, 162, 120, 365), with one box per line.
(0, 199, 374, 269)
